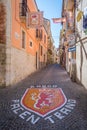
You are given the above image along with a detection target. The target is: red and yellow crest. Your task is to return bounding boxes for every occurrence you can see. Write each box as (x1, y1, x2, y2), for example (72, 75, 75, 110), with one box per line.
(21, 88, 67, 117)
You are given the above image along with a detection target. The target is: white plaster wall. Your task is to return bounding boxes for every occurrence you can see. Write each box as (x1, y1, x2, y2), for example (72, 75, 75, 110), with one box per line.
(76, 43, 81, 82)
(66, 51, 69, 72)
(76, 42, 87, 88)
(76, 0, 87, 88)
(81, 42, 87, 88)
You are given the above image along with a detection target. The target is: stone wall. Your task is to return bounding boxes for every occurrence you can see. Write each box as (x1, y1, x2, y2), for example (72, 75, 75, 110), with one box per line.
(0, 3, 6, 44)
(0, 44, 6, 87)
(0, 3, 6, 87)
(5, 0, 12, 87)
(10, 47, 36, 85)
(0, 0, 12, 87)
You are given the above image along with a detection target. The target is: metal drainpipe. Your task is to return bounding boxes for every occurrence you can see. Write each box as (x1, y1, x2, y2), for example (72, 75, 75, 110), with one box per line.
(73, 0, 77, 82)
(74, 0, 76, 45)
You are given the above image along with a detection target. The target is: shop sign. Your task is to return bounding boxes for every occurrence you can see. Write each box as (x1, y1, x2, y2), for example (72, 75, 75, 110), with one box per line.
(77, 11, 83, 22)
(26, 11, 43, 28)
(52, 17, 66, 23)
(83, 7, 87, 34)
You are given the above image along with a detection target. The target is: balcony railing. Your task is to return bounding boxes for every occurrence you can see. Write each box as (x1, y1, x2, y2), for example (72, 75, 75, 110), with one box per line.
(36, 29, 43, 41)
(19, 3, 29, 21)
(19, 3, 27, 17)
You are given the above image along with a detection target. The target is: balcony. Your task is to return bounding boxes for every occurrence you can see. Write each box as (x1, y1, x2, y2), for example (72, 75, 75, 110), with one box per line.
(19, 3, 29, 22)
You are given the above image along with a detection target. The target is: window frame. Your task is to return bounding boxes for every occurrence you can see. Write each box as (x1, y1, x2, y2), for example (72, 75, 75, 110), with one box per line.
(29, 41, 33, 48)
(21, 29, 26, 49)
(40, 45, 43, 56)
(44, 34, 46, 44)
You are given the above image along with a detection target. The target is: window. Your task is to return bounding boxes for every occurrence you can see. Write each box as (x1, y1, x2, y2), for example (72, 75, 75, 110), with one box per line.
(40, 29, 43, 40)
(30, 41, 33, 47)
(41, 45, 43, 56)
(36, 29, 39, 38)
(44, 35, 46, 43)
(22, 0, 27, 4)
(44, 54, 45, 62)
(36, 29, 40, 38)
(21, 30, 26, 49)
(20, 0, 27, 16)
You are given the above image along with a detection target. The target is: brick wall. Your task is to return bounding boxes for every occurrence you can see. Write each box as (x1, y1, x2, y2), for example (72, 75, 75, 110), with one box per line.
(0, 3, 6, 44)
(0, 3, 6, 87)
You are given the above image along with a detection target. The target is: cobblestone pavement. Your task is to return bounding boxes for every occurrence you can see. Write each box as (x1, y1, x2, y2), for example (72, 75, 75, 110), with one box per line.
(0, 64, 87, 130)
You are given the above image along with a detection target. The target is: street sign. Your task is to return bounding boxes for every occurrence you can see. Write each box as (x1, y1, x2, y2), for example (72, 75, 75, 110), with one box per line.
(68, 46, 76, 52)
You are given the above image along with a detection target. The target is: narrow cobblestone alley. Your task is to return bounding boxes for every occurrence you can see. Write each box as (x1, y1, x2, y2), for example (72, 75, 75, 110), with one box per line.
(0, 64, 87, 130)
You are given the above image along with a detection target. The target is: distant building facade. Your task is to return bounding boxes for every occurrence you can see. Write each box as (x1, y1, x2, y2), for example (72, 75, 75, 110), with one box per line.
(43, 18, 54, 64)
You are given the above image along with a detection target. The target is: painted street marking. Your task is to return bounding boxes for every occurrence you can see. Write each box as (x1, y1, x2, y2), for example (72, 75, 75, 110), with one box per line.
(21, 88, 67, 117)
(11, 87, 76, 124)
